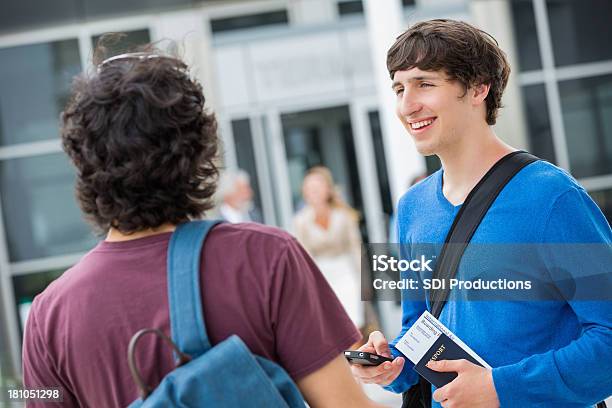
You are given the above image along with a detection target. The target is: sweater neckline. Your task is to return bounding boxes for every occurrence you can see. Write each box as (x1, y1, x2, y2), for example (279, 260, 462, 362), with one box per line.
(436, 169, 463, 212)
(98, 231, 173, 250)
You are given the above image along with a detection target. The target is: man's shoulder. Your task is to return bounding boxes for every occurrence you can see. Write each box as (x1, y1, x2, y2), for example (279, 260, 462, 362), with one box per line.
(27, 261, 84, 331)
(211, 222, 296, 245)
(521, 160, 578, 187)
(207, 222, 301, 266)
(512, 160, 583, 201)
(205, 223, 314, 292)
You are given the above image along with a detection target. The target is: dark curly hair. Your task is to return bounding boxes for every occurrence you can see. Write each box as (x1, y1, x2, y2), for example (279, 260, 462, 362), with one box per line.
(387, 19, 510, 125)
(61, 41, 218, 234)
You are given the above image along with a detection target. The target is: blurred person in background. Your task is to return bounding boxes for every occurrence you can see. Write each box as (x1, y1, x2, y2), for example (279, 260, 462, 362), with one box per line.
(216, 169, 262, 223)
(21, 41, 386, 408)
(293, 166, 364, 334)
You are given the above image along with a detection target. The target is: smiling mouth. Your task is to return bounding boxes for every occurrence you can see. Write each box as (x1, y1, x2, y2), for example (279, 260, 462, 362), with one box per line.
(409, 117, 437, 131)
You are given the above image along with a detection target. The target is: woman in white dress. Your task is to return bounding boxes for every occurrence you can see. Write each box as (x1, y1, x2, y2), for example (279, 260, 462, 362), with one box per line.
(293, 166, 364, 329)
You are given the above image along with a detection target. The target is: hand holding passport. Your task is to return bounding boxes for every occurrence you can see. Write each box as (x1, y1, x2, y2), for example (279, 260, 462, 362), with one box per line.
(395, 311, 491, 388)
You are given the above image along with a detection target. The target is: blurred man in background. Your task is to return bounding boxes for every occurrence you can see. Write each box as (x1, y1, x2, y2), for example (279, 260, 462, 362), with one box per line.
(217, 170, 262, 223)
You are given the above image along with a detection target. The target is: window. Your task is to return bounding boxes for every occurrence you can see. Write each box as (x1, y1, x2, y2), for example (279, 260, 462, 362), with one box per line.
(231, 119, 264, 220)
(589, 188, 612, 226)
(0, 153, 97, 262)
(514, 0, 612, 188)
(0, 39, 81, 146)
(338, 0, 412, 16)
(281, 106, 363, 217)
(547, 0, 612, 67)
(0, 292, 17, 390)
(0, 0, 80, 35)
(12, 270, 64, 336)
(522, 84, 556, 163)
(367, 111, 393, 217)
(0, 0, 181, 34)
(559, 74, 612, 178)
(0, 36, 92, 384)
(338, 1, 364, 16)
(210, 10, 289, 34)
(82, 0, 191, 19)
(92, 29, 151, 58)
(510, 0, 542, 71)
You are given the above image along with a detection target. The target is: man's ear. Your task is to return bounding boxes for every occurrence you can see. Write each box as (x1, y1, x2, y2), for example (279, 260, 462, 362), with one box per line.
(471, 83, 491, 106)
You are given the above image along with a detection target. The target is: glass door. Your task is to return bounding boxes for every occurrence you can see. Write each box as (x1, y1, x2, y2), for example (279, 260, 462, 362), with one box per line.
(230, 102, 393, 244)
(279, 105, 367, 237)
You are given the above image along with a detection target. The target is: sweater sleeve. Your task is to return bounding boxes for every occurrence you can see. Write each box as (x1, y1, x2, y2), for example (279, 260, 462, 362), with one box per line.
(383, 297, 426, 393)
(492, 187, 612, 406)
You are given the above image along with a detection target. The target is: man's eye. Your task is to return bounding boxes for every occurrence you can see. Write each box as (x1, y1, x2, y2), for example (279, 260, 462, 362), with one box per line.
(420, 83, 433, 88)
(395, 88, 404, 95)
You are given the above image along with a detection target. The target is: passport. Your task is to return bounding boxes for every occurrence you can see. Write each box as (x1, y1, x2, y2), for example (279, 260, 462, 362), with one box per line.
(395, 311, 491, 388)
(413, 332, 484, 388)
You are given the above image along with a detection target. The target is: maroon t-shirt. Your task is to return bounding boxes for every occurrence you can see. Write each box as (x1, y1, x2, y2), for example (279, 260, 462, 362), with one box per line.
(23, 223, 361, 407)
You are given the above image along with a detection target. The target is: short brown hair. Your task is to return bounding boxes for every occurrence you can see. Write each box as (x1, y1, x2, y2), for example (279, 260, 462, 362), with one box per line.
(61, 40, 219, 234)
(387, 19, 510, 125)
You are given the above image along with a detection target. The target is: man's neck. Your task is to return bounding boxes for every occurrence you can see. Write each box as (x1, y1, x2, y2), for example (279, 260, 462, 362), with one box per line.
(438, 127, 516, 205)
(106, 223, 176, 242)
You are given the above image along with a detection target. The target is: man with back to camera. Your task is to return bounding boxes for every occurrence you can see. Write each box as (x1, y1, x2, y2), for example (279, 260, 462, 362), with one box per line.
(21, 43, 387, 407)
(351, 19, 612, 407)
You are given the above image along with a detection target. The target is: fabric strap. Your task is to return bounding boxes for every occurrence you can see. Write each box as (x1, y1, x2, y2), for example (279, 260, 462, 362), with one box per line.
(167, 220, 222, 359)
(429, 151, 538, 318)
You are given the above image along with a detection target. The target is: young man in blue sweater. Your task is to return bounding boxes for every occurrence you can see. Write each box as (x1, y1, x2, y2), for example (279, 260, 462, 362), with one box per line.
(351, 19, 612, 407)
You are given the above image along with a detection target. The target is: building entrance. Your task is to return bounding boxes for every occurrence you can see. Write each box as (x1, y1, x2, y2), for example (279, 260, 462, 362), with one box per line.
(280, 105, 365, 232)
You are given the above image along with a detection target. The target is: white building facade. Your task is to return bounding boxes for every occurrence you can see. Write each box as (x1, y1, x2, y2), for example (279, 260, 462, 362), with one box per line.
(0, 0, 610, 397)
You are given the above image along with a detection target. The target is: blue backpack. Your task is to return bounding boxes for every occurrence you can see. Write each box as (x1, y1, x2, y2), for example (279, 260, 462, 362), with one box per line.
(127, 220, 306, 407)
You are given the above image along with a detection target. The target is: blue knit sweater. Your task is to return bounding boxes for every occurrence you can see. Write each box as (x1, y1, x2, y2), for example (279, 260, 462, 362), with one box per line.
(385, 161, 612, 407)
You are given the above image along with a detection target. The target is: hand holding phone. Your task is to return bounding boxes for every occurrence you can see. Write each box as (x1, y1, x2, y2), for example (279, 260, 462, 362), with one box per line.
(345, 350, 393, 366)
(348, 331, 405, 386)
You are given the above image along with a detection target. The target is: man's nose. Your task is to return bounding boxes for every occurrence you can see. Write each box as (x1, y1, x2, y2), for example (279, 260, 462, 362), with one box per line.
(397, 90, 421, 117)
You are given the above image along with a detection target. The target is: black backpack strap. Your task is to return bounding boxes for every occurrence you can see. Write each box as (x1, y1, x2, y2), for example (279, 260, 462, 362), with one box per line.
(429, 150, 538, 318)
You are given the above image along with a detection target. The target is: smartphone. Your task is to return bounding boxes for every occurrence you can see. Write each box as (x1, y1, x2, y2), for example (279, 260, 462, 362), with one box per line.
(344, 350, 394, 366)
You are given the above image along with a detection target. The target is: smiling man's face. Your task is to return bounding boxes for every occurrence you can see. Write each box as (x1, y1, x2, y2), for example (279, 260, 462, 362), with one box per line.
(392, 67, 482, 156)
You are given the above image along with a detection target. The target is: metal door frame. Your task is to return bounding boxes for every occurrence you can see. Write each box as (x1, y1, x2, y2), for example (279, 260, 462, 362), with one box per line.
(221, 95, 387, 242)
